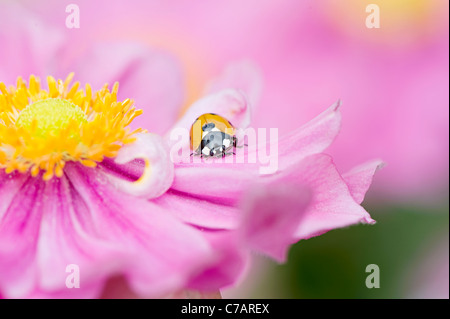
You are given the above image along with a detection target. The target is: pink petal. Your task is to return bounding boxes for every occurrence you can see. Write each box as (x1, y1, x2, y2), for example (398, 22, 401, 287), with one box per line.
(277, 99, 342, 169)
(292, 154, 376, 240)
(204, 60, 263, 109)
(171, 154, 376, 263)
(153, 190, 240, 230)
(69, 42, 185, 134)
(62, 163, 213, 297)
(187, 231, 249, 291)
(239, 182, 311, 262)
(34, 175, 127, 295)
(171, 165, 256, 205)
(342, 160, 385, 204)
(107, 133, 174, 200)
(0, 163, 213, 298)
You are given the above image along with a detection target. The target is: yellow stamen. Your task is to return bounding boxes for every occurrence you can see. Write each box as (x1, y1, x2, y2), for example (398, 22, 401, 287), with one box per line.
(0, 73, 146, 180)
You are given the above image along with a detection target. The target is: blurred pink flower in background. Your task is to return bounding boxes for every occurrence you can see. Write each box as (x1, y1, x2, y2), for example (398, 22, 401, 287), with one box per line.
(18, 0, 448, 201)
(0, 2, 383, 298)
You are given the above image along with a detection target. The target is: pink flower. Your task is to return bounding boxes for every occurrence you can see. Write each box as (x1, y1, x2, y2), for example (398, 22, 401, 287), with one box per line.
(0, 3, 381, 298)
(0, 74, 216, 298)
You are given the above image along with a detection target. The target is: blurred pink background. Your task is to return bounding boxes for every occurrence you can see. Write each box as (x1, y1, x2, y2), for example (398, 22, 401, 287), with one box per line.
(0, 0, 448, 298)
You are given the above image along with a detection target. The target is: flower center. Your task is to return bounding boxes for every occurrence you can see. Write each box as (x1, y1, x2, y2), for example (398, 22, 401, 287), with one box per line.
(16, 98, 87, 137)
(0, 74, 145, 180)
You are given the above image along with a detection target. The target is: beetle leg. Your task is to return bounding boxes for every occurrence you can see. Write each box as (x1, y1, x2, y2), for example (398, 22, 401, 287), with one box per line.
(235, 143, 248, 149)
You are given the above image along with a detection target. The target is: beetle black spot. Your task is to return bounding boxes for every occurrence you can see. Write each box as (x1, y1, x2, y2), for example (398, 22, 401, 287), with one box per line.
(202, 123, 215, 132)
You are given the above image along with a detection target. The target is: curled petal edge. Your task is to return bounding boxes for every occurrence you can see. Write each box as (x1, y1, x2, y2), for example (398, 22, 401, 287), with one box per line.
(108, 133, 174, 199)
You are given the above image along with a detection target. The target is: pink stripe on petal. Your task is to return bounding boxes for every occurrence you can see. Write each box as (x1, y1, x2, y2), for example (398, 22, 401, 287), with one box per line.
(107, 133, 174, 200)
(0, 171, 30, 220)
(0, 175, 46, 298)
(99, 157, 144, 182)
(342, 160, 385, 204)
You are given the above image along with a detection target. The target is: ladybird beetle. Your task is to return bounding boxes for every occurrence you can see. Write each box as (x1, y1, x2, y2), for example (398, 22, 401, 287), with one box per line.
(190, 113, 238, 158)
